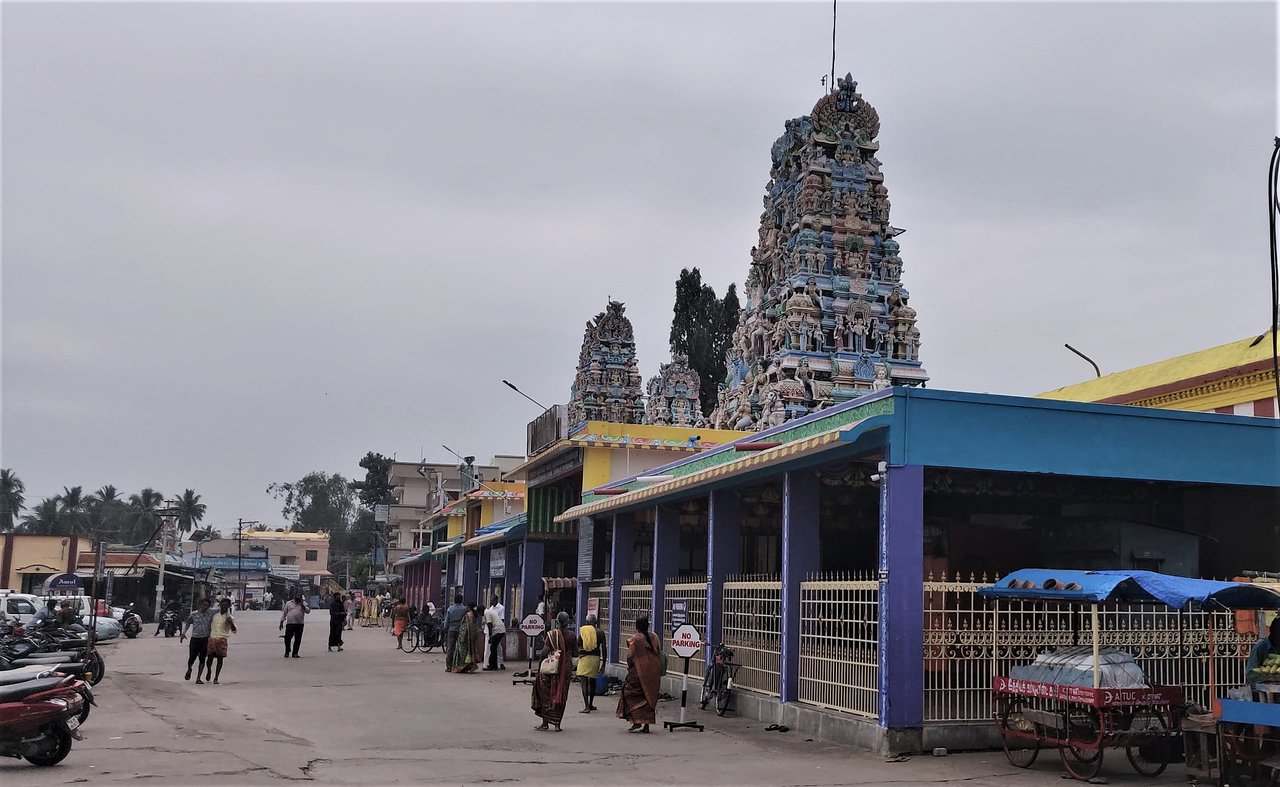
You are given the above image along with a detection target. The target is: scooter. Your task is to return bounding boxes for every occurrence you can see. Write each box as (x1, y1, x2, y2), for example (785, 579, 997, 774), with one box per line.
(0, 675, 86, 766)
(0, 667, 95, 725)
(121, 605, 142, 639)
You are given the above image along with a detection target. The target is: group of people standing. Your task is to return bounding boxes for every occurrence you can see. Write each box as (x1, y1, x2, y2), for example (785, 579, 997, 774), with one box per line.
(439, 593, 507, 673)
(530, 612, 662, 735)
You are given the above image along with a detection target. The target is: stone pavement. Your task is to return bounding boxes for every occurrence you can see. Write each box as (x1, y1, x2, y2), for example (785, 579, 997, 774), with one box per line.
(5, 610, 1188, 785)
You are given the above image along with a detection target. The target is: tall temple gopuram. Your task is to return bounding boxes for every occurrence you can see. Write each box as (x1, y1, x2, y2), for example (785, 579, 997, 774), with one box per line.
(566, 300, 646, 428)
(710, 74, 928, 431)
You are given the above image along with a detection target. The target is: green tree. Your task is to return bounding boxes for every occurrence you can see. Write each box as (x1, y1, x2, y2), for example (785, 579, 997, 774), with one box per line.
(0, 468, 25, 531)
(85, 485, 126, 543)
(20, 497, 62, 534)
(353, 453, 394, 508)
(126, 488, 165, 546)
(669, 268, 741, 416)
(266, 473, 355, 534)
(174, 489, 206, 535)
(59, 486, 86, 535)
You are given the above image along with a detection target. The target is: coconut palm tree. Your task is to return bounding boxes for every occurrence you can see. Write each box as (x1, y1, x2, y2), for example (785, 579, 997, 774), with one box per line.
(174, 489, 206, 535)
(20, 497, 63, 534)
(86, 485, 125, 542)
(127, 488, 165, 546)
(0, 469, 25, 531)
(59, 486, 86, 535)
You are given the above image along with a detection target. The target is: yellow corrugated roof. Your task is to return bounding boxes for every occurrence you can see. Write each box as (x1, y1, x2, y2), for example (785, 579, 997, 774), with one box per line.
(1039, 332, 1275, 403)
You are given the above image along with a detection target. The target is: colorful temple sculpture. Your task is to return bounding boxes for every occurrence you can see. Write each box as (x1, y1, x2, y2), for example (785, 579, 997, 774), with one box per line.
(566, 300, 646, 429)
(644, 350, 707, 427)
(712, 74, 928, 430)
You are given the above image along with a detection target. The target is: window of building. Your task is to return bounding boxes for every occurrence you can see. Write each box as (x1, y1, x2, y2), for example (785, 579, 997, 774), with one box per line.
(305, 550, 318, 562)
(280, 556, 297, 565)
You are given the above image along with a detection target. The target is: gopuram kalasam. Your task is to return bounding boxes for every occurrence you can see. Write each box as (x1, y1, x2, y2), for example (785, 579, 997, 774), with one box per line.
(567, 300, 647, 427)
(711, 74, 928, 430)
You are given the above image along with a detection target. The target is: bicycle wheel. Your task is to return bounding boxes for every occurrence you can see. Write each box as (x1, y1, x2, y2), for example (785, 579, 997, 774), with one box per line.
(399, 626, 419, 653)
(700, 666, 716, 710)
(716, 684, 732, 716)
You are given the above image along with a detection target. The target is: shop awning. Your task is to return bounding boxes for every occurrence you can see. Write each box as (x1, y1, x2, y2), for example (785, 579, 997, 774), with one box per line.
(393, 549, 436, 567)
(431, 537, 464, 557)
(979, 569, 1280, 610)
(462, 513, 527, 550)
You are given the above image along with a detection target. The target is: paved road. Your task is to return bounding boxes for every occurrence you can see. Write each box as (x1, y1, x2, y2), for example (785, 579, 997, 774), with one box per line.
(6, 611, 1188, 785)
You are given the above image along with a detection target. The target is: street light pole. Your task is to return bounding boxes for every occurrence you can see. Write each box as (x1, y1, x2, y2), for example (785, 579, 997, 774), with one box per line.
(153, 499, 180, 622)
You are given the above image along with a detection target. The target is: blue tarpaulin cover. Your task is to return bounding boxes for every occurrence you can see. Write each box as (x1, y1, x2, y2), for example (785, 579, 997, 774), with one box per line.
(978, 569, 1280, 610)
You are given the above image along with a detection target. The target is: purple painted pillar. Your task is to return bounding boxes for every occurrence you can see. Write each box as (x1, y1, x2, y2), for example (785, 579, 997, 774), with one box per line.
(462, 550, 480, 603)
(651, 505, 679, 639)
(879, 464, 924, 729)
(478, 546, 491, 603)
(608, 514, 634, 663)
(504, 542, 520, 618)
(781, 470, 820, 703)
(575, 580, 588, 628)
(520, 539, 544, 616)
(706, 489, 741, 659)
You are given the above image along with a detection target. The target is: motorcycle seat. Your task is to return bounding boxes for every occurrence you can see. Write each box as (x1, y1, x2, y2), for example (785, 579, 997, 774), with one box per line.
(10, 656, 76, 667)
(0, 676, 66, 702)
(17, 651, 82, 660)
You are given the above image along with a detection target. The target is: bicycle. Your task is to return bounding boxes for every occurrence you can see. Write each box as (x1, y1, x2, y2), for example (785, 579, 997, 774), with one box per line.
(700, 642, 740, 717)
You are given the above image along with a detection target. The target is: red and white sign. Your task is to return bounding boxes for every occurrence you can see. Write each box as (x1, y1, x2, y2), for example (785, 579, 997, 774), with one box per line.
(670, 624, 702, 659)
(586, 597, 599, 618)
(520, 613, 546, 639)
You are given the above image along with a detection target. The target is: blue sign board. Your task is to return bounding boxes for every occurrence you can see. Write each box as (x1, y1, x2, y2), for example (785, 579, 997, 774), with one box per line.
(197, 556, 270, 571)
(44, 573, 82, 595)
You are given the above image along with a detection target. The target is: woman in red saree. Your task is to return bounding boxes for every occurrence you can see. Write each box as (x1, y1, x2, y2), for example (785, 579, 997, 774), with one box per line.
(532, 612, 577, 731)
(617, 614, 662, 733)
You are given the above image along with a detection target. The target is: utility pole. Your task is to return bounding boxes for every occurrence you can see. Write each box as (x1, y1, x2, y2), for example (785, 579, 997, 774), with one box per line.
(235, 518, 261, 610)
(154, 499, 180, 622)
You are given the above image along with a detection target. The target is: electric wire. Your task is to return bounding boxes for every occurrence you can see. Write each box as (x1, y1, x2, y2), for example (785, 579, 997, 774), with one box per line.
(1268, 138, 1280, 404)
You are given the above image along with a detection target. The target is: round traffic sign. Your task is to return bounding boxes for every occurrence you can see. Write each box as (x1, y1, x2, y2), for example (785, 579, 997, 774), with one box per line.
(670, 624, 702, 658)
(520, 614, 546, 638)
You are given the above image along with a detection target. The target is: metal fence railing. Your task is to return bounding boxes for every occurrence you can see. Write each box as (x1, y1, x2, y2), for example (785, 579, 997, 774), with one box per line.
(509, 583, 522, 626)
(664, 577, 708, 678)
(798, 573, 879, 719)
(923, 575, 1255, 723)
(586, 579, 611, 656)
(616, 583, 652, 665)
(722, 575, 782, 696)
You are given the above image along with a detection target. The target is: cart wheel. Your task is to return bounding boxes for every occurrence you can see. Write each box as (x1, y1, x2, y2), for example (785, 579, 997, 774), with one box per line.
(999, 699, 1041, 769)
(1059, 706, 1104, 781)
(1120, 707, 1169, 777)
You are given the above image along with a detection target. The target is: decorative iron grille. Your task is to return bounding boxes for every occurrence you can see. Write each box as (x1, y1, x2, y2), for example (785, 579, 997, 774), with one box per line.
(923, 575, 1255, 723)
(721, 575, 782, 696)
(586, 579, 611, 656)
(616, 583, 652, 664)
(664, 577, 708, 677)
(798, 573, 879, 719)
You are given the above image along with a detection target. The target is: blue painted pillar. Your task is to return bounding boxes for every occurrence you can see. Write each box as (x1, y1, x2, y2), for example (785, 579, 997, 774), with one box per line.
(781, 470, 820, 703)
(706, 489, 741, 659)
(879, 464, 924, 729)
(651, 505, 680, 638)
(520, 539, 544, 617)
(462, 550, 480, 603)
(608, 514, 635, 664)
(575, 580, 588, 628)
(478, 546, 491, 604)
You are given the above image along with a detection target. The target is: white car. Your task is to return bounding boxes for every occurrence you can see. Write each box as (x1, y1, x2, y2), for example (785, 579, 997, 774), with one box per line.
(1, 592, 42, 625)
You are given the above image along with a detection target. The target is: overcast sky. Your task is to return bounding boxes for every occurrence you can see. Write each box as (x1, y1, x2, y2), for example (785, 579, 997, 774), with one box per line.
(3, 2, 1275, 532)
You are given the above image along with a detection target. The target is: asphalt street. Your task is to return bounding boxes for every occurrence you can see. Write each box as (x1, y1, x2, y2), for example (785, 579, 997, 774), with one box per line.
(5, 610, 1189, 785)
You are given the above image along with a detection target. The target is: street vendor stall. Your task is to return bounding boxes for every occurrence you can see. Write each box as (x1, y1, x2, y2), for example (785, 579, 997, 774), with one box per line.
(980, 569, 1280, 781)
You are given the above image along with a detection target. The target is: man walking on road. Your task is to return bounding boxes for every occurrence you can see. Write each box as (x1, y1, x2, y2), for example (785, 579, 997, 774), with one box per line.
(180, 597, 215, 684)
(279, 593, 310, 658)
(443, 593, 466, 672)
(483, 593, 506, 671)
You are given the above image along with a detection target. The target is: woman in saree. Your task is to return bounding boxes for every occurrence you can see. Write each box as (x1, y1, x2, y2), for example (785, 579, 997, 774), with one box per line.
(617, 614, 662, 733)
(452, 604, 481, 673)
(532, 611, 577, 731)
(575, 614, 603, 712)
(468, 603, 485, 668)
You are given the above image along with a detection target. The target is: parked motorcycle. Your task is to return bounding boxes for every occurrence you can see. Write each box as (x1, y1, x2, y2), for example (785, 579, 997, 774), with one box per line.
(121, 605, 142, 639)
(3, 629, 105, 686)
(161, 609, 180, 638)
(0, 674, 86, 766)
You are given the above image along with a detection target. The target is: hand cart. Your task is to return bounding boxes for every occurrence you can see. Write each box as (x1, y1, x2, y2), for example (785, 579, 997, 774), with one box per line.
(980, 569, 1280, 782)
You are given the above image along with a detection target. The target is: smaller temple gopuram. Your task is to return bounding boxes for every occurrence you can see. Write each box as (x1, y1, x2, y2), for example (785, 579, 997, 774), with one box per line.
(711, 73, 928, 431)
(566, 300, 646, 428)
(644, 350, 706, 427)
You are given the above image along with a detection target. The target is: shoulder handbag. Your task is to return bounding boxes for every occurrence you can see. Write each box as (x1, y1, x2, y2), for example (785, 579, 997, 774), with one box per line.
(651, 633, 668, 677)
(539, 630, 562, 674)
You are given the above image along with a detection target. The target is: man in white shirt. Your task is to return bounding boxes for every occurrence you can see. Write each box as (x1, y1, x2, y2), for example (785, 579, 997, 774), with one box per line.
(483, 594, 506, 671)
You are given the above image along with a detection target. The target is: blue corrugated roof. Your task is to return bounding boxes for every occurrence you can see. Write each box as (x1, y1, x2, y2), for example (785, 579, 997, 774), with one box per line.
(979, 568, 1280, 609)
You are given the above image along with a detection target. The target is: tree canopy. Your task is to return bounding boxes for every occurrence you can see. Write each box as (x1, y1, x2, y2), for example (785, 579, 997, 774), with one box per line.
(669, 268, 740, 416)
